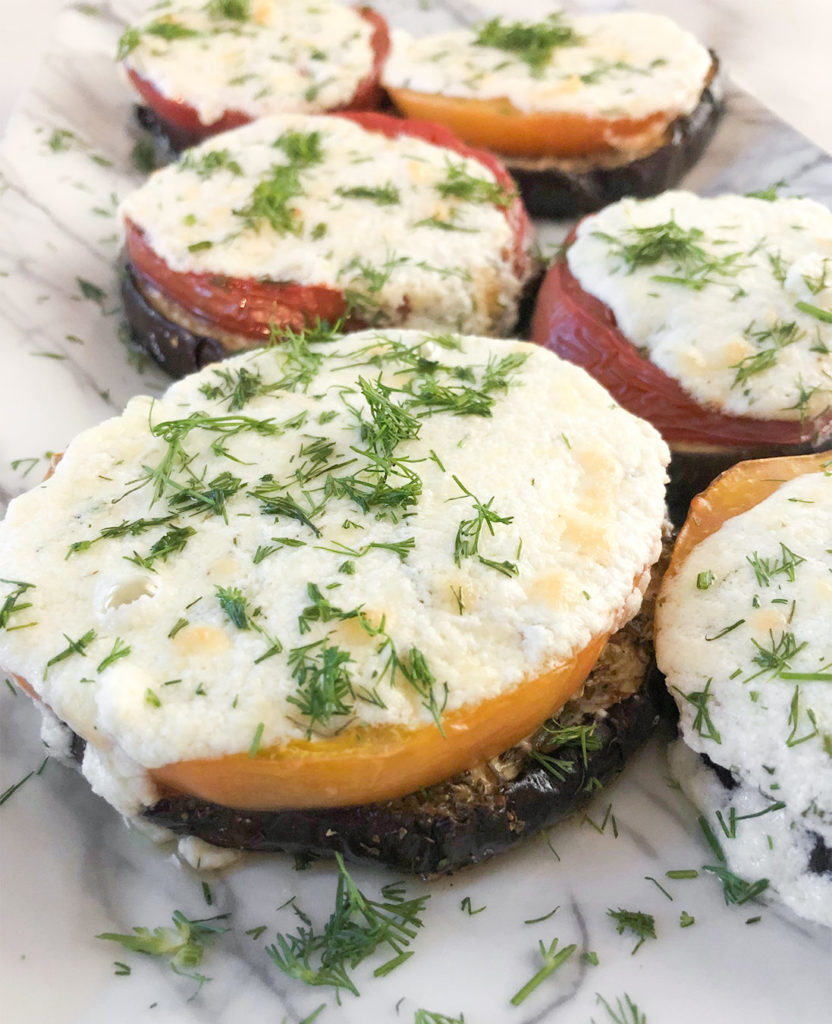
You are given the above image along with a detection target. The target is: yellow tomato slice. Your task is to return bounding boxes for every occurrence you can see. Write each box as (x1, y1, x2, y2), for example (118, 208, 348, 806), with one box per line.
(150, 632, 609, 810)
(664, 451, 832, 580)
(386, 86, 671, 159)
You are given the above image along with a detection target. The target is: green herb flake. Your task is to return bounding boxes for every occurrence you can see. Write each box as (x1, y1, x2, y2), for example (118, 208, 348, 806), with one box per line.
(267, 852, 429, 997)
(509, 937, 576, 1006)
(607, 908, 656, 955)
(97, 637, 131, 673)
(97, 910, 230, 999)
(474, 13, 580, 76)
(216, 585, 251, 630)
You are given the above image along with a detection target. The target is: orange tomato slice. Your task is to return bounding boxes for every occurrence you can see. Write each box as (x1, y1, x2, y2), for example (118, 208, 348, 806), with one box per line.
(150, 632, 609, 810)
(386, 86, 672, 159)
(664, 451, 832, 581)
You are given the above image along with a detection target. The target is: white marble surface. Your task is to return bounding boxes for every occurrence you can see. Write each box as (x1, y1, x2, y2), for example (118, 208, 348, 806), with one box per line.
(1, 3, 831, 1023)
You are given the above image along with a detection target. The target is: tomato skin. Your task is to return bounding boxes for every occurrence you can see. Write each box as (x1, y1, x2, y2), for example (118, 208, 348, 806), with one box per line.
(387, 85, 671, 160)
(126, 6, 391, 143)
(664, 451, 832, 583)
(126, 111, 533, 339)
(531, 247, 829, 449)
(125, 219, 350, 339)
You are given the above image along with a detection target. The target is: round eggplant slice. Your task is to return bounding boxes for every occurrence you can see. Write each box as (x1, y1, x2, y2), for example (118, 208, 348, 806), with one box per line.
(140, 594, 663, 877)
(121, 261, 229, 377)
(505, 62, 723, 219)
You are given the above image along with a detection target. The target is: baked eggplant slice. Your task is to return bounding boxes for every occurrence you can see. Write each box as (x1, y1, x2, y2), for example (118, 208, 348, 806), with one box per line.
(505, 68, 722, 219)
(147, 593, 662, 877)
(383, 13, 720, 218)
(0, 330, 669, 878)
(120, 1, 390, 152)
(119, 112, 536, 376)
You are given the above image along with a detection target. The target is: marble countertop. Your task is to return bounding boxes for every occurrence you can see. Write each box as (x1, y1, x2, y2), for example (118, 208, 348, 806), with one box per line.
(0, 3, 830, 1024)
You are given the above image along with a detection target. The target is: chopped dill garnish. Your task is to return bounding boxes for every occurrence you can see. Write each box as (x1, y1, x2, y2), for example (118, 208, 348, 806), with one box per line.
(97, 910, 230, 1000)
(335, 183, 400, 205)
(607, 908, 656, 954)
(509, 937, 576, 1006)
(474, 14, 580, 76)
(435, 160, 515, 208)
(267, 852, 429, 996)
(97, 637, 131, 673)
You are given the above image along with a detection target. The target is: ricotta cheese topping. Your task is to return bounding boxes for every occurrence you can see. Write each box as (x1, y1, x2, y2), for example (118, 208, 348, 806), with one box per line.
(656, 469, 832, 919)
(568, 191, 832, 422)
(384, 13, 711, 121)
(0, 330, 668, 813)
(120, 114, 528, 336)
(669, 741, 832, 928)
(120, 0, 376, 125)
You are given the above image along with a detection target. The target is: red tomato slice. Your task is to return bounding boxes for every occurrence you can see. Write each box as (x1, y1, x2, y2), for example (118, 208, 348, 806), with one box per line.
(127, 111, 533, 339)
(531, 246, 830, 449)
(125, 220, 350, 339)
(127, 6, 391, 143)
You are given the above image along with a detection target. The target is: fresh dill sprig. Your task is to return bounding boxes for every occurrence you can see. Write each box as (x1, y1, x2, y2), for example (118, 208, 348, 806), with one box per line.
(452, 476, 518, 577)
(702, 865, 770, 905)
(599, 218, 747, 290)
(335, 183, 400, 206)
(206, 0, 250, 21)
(97, 910, 230, 1000)
(234, 163, 303, 235)
(198, 365, 279, 410)
(273, 129, 324, 169)
(126, 525, 197, 571)
(66, 515, 176, 558)
(287, 639, 355, 734)
(44, 629, 96, 678)
(474, 14, 580, 76)
(0, 578, 35, 631)
(181, 147, 242, 179)
(435, 160, 515, 208)
(731, 320, 803, 389)
(509, 937, 577, 1006)
(607, 908, 656, 955)
(673, 679, 721, 743)
(593, 993, 647, 1024)
(97, 637, 131, 673)
(746, 542, 805, 586)
(530, 720, 601, 781)
(216, 585, 251, 629)
(267, 852, 429, 997)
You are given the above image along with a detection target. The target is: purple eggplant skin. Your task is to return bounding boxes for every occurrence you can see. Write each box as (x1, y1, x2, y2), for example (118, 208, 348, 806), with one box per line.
(667, 433, 832, 527)
(142, 673, 662, 879)
(121, 261, 229, 377)
(506, 61, 723, 219)
(694, 752, 832, 878)
(134, 104, 202, 164)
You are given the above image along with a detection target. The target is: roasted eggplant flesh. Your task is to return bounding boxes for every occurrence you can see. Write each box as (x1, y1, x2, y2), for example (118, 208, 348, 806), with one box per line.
(507, 64, 723, 219)
(141, 594, 662, 878)
(122, 261, 237, 377)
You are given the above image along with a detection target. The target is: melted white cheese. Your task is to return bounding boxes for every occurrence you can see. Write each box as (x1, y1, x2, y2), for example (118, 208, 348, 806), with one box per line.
(122, 0, 375, 125)
(384, 13, 711, 121)
(669, 741, 832, 928)
(568, 192, 832, 422)
(0, 331, 668, 813)
(656, 470, 832, 875)
(120, 114, 528, 336)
